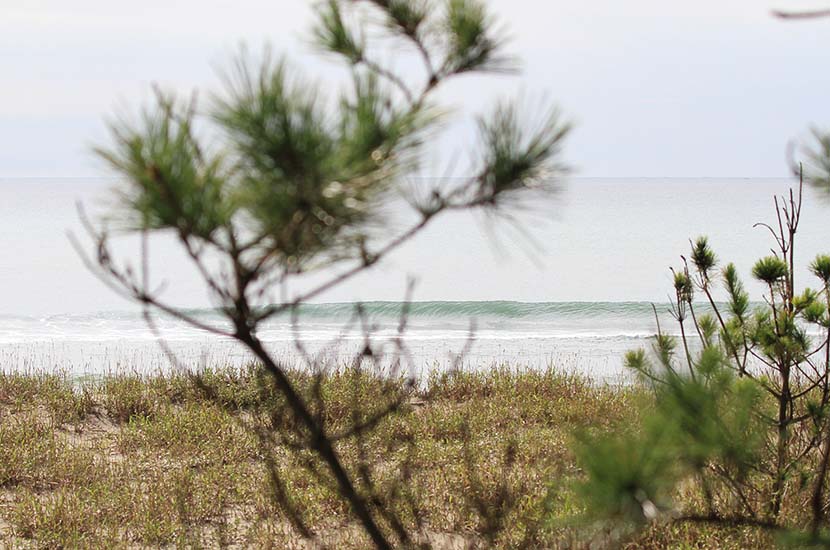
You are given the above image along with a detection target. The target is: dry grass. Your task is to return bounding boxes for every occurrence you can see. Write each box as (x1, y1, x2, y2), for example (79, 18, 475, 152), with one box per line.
(0, 366, 780, 548)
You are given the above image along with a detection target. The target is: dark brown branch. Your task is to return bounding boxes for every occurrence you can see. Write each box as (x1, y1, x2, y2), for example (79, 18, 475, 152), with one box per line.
(237, 329, 392, 550)
(773, 8, 830, 19)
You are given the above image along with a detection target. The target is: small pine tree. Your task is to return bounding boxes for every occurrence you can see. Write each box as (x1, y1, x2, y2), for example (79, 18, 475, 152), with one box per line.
(78, 1, 570, 547)
(575, 177, 830, 545)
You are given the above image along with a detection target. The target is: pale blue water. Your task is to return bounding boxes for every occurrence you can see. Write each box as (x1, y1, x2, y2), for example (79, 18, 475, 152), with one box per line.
(1, 177, 829, 379)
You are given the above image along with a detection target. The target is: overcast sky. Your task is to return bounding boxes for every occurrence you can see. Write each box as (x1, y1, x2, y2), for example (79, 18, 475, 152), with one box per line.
(2, 0, 829, 178)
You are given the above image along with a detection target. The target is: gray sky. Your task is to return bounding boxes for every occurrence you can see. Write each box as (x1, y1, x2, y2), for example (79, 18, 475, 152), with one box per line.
(3, 2, 830, 314)
(3, 0, 830, 178)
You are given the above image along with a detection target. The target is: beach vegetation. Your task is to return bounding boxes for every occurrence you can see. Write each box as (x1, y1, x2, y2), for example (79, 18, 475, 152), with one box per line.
(0, 365, 654, 548)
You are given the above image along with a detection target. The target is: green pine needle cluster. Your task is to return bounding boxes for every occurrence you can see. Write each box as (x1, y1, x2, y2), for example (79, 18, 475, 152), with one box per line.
(802, 128, 830, 189)
(96, 0, 570, 277)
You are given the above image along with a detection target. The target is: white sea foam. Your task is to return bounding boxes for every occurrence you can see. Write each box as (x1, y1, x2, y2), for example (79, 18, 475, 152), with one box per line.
(0, 300, 816, 381)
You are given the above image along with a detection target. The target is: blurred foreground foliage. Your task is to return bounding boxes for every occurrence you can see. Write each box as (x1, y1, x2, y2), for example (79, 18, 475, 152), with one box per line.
(81, 1, 572, 548)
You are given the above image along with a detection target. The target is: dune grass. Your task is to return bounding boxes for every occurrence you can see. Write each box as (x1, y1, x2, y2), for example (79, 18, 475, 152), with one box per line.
(0, 365, 778, 548)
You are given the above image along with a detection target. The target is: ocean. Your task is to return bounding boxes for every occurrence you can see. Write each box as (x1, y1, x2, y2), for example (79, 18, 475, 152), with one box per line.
(1, 177, 829, 379)
(0, 301, 685, 380)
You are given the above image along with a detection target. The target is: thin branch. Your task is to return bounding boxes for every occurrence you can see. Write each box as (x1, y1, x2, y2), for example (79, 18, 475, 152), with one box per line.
(255, 211, 437, 323)
(773, 8, 830, 19)
(360, 57, 416, 105)
(673, 513, 782, 532)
